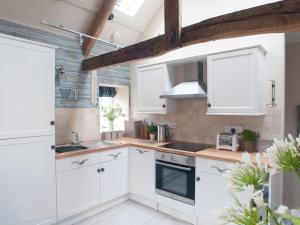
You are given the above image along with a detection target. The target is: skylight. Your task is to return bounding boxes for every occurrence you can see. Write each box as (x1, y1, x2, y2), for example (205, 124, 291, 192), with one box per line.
(115, 0, 144, 17)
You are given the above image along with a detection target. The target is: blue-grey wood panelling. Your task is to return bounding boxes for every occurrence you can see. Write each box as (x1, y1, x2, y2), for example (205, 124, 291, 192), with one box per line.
(0, 19, 130, 108)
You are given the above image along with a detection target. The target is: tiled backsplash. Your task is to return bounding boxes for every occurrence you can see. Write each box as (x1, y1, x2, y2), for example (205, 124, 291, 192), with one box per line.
(56, 108, 101, 145)
(132, 99, 281, 150)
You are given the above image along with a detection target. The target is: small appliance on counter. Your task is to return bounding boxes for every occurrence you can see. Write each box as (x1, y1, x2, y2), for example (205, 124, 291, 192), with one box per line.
(157, 124, 170, 142)
(216, 128, 239, 151)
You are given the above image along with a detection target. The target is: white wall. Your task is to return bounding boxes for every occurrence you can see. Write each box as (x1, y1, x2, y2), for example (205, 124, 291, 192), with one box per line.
(284, 43, 300, 207)
(141, 0, 281, 41)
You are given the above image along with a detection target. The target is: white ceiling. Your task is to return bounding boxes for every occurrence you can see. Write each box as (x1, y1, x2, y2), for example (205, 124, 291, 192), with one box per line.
(0, 0, 163, 46)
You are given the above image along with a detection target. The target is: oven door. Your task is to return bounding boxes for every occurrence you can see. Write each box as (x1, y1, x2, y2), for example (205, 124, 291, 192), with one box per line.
(156, 160, 195, 205)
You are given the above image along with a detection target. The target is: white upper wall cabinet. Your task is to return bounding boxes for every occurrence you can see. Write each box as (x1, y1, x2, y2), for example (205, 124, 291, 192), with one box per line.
(0, 34, 56, 139)
(137, 63, 177, 114)
(207, 47, 266, 116)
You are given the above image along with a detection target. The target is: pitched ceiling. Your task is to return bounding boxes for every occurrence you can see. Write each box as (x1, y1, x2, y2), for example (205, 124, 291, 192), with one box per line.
(0, 0, 163, 46)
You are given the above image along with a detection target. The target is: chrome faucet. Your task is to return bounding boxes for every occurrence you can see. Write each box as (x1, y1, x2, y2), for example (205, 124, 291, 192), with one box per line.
(71, 131, 80, 145)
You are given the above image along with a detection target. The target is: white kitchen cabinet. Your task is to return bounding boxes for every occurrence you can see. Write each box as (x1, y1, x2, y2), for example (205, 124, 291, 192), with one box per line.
(195, 158, 247, 225)
(0, 34, 56, 139)
(207, 47, 265, 115)
(129, 147, 155, 201)
(57, 164, 101, 220)
(99, 157, 129, 203)
(0, 136, 57, 225)
(137, 63, 177, 114)
(56, 148, 130, 221)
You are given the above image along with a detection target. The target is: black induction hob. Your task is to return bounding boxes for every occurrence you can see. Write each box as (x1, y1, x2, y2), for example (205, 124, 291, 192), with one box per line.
(160, 142, 212, 152)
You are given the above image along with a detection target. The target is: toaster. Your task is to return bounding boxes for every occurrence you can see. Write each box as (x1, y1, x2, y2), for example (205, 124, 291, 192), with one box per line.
(216, 132, 239, 151)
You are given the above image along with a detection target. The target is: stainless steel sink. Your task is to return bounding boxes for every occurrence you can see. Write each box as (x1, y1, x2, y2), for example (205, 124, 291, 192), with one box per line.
(56, 145, 88, 154)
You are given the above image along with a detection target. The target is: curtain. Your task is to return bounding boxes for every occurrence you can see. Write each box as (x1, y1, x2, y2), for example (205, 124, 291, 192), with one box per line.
(99, 86, 117, 97)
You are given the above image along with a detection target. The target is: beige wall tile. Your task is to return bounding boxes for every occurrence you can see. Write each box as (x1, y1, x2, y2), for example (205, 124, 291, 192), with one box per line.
(55, 108, 101, 145)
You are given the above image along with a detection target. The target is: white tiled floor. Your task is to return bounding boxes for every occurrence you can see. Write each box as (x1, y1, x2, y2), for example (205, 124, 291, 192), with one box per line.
(75, 200, 192, 225)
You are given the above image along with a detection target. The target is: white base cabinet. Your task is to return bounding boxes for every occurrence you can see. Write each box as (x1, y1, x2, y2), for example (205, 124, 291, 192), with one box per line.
(207, 47, 266, 116)
(56, 148, 129, 221)
(100, 157, 129, 204)
(195, 158, 247, 225)
(129, 147, 155, 201)
(57, 164, 100, 220)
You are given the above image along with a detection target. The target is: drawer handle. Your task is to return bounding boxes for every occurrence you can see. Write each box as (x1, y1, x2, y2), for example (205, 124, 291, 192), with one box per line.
(72, 159, 89, 165)
(109, 152, 121, 159)
(211, 166, 227, 174)
(136, 149, 149, 154)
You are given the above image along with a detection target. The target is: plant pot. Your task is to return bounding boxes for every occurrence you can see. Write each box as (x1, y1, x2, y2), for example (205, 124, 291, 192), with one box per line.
(150, 133, 155, 142)
(242, 140, 258, 153)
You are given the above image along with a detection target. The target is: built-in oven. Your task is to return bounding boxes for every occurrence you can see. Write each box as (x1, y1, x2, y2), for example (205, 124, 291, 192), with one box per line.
(155, 152, 195, 205)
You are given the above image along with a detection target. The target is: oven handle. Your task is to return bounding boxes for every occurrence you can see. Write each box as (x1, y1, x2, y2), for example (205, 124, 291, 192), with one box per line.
(156, 161, 192, 171)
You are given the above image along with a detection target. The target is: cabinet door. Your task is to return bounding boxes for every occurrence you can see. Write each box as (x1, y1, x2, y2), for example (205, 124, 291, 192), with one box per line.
(57, 164, 100, 220)
(130, 148, 155, 200)
(0, 35, 55, 139)
(137, 64, 167, 113)
(0, 136, 56, 225)
(196, 171, 247, 224)
(207, 48, 264, 115)
(99, 157, 129, 203)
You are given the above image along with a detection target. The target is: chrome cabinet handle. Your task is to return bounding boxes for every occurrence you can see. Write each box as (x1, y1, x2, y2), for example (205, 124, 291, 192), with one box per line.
(72, 159, 89, 165)
(109, 152, 121, 159)
(211, 166, 227, 174)
(136, 149, 149, 154)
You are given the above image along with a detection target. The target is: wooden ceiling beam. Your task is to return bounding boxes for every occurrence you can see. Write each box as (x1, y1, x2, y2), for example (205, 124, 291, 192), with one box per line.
(82, 0, 118, 56)
(180, 0, 300, 46)
(82, 35, 166, 71)
(82, 0, 300, 71)
(164, 0, 182, 50)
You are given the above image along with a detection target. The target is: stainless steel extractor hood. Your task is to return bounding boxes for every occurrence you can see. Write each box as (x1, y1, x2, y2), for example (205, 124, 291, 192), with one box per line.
(160, 62, 207, 99)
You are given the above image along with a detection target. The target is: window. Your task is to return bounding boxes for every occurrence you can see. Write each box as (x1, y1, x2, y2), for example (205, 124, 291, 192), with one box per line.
(99, 85, 129, 133)
(115, 0, 144, 16)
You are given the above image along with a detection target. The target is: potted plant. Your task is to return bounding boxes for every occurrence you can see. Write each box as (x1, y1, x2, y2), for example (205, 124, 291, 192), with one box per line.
(216, 134, 300, 225)
(148, 125, 158, 142)
(240, 129, 260, 152)
(102, 104, 125, 131)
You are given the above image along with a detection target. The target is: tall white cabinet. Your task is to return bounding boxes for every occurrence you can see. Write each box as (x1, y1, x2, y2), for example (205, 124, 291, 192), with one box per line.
(207, 47, 266, 115)
(0, 34, 57, 225)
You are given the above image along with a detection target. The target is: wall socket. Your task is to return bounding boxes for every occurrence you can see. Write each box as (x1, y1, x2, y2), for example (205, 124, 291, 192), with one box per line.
(224, 126, 243, 134)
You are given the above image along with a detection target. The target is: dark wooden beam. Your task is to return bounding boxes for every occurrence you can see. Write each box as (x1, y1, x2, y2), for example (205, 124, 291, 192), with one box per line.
(82, 0, 117, 56)
(180, 0, 300, 46)
(82, 0, 300, 71)
(82, 35, 166, 71)
(164, 0, 181, 50)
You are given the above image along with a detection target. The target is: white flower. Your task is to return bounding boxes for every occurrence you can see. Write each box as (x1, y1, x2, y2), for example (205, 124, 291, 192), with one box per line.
(275, 205, 290, 215)
(252, 190, 265, 208)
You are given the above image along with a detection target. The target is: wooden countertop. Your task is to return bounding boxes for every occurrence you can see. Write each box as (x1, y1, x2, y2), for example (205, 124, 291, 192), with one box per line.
(56, 137, 266, 163)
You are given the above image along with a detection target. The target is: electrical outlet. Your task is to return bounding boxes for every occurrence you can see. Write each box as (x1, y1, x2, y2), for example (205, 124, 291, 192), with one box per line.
(225, 126, 243, 134)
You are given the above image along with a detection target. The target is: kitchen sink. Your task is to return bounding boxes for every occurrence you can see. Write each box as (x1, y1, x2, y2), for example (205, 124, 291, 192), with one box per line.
(55, 145, 88, 154)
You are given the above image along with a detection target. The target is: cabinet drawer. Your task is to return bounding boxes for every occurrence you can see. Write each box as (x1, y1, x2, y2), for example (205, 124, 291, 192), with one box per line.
(56, 153, 101, 173)
(100, 148, 128, 162)
(196, 158, 233, 175)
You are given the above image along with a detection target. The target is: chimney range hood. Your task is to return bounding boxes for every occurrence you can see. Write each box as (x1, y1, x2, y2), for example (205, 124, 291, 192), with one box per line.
(160, 62, 207, 99)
